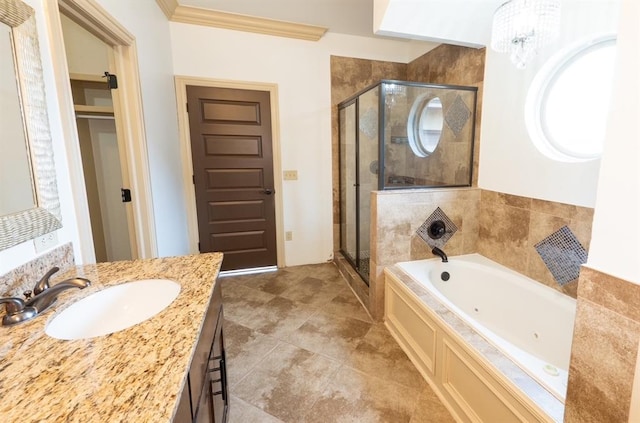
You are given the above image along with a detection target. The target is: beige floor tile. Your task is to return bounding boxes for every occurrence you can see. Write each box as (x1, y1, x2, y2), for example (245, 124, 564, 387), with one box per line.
(285, 312, 372, 361)
(242, 296, 318, 337)
(409, 386, 456, 423)
(228, 395, 284, 423)
(238, 268, 310, 295)
(233, 342, 341, 423)
(303, 366, 420, 423)
(222, 262, 454, 423)
(345, 324, 427, 391)
(279, 275, 347, 306)
(322, 289, 373, 323)
(224, 320, 280, 386)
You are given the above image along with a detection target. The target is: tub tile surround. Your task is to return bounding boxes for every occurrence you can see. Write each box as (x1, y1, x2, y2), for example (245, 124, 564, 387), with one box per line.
(478, 190, 594, 298)
(564, 266, 640, 423)
(366, 188, 595, 320)
(0, 242, 74, 296)
(370, 187, 481, 319)
(387, 265, 565, 422)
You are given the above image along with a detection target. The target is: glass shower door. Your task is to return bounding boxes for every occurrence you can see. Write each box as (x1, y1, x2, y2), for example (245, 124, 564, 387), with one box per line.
(356, 87, 379, 282)
(340, 103, 357, 268)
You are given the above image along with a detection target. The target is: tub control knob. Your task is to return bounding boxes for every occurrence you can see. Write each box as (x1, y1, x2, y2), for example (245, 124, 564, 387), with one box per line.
(428, 220, 446, 239)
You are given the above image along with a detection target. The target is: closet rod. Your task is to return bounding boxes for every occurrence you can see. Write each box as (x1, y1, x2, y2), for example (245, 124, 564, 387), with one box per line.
(75, 114, 115, 120)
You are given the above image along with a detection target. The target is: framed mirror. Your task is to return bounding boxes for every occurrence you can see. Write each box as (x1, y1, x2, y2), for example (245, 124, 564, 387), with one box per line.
(0, 0, 62, 251)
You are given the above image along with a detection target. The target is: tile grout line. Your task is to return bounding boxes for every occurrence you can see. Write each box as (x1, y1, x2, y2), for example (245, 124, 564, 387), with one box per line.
(226, 326, 282, 390)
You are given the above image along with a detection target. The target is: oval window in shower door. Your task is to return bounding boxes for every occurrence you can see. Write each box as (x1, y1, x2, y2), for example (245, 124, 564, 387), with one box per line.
(407, 95, 444, 157)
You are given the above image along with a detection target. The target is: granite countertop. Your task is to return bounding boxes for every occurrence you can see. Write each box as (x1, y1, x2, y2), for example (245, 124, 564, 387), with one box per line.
(0, 252, 223, 423)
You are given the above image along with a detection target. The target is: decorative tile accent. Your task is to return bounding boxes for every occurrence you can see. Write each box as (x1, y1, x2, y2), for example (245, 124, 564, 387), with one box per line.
(416, 207, 458, 249)
(444, 94, 470, 137)
(535, 226, 587, 286)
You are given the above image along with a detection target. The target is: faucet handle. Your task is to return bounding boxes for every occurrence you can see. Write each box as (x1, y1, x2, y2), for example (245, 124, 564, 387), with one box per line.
(0, 297, 26, 314)
(0, 297, 37, 326)
(33, 266, 60, 296)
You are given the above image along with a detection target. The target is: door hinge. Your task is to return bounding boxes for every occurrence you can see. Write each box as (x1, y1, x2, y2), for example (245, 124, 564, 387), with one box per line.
(121, 188, 132, 203)
(103, 71, 118, 89)
(186, 102, 189, 113)
(198, 242, 201, 252)
(192, 175, 195, 184)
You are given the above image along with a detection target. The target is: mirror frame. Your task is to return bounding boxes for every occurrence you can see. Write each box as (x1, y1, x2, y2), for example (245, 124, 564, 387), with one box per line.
(0, 0, 62, 251)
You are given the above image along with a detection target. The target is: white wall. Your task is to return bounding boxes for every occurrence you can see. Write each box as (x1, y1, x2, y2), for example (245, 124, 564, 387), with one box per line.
(1, 0, 187, 275)
(60, 13, 108, 74)
(479, 1, 619, 208)
(587, 0, 639, 283)
(90, 0, 188, 258)
(0, 0, 84, 275)
(170, 23, 432, 266)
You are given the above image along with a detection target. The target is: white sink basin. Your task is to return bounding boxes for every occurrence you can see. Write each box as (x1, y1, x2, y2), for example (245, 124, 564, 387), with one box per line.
(45, 279, 181, 340)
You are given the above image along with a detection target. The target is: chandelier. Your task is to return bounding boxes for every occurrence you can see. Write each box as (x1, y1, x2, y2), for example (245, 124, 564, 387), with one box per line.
(384, 83, 406, 106)
(491, 0, 561, 69)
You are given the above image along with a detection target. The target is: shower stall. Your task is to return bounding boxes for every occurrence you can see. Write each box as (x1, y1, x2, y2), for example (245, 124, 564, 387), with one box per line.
(338, 80, 478, 284)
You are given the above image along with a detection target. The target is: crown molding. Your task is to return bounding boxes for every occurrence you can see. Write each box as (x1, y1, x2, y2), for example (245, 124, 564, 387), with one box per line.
(155, 0, 179, 20)
(169, 5, 327, 41)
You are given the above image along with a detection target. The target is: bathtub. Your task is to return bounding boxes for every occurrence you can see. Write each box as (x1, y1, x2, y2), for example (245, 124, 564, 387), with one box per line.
(384, 254, 576, 423)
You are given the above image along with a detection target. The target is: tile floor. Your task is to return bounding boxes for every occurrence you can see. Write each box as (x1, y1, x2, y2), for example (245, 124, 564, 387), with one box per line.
(220, 263, 456, 423)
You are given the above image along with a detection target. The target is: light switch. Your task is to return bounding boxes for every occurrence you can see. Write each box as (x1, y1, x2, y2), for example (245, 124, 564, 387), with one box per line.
(283, 170, 298, 180)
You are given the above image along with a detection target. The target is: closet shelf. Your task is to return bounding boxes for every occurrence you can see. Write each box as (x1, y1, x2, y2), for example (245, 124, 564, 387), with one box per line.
(74, 104, 114, 115)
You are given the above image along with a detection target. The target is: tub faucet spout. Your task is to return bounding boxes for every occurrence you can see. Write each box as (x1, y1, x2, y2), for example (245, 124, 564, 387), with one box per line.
(432, 247, 448, 263)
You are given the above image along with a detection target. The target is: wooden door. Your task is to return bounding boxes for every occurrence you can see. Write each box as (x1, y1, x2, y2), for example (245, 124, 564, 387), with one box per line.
(186, 86, 277, 271)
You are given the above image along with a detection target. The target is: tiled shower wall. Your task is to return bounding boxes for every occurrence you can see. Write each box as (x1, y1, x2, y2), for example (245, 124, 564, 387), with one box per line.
(331, 56, 406, 252)
(330, 44, 485, 253)
(407, 45, 485, 188)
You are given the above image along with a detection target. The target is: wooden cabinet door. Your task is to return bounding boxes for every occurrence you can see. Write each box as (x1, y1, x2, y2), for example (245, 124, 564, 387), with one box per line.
(210, 314, 228, 423)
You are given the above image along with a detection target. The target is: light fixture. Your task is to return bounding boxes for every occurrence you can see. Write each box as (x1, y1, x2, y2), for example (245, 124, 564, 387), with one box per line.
(384, 83, 406, 106)
(491, 0, 561, 69)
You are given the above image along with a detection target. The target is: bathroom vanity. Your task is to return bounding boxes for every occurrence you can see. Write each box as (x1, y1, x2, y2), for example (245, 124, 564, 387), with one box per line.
(0, 252, 227, 423)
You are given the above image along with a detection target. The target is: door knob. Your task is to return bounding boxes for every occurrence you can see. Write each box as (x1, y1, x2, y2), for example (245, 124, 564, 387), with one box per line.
(264, 189, 274, 195)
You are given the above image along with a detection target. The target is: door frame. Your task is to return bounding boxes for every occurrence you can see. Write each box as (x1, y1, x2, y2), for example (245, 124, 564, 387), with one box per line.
(44, 0, 157, 262)
(175, 76, 285, 268)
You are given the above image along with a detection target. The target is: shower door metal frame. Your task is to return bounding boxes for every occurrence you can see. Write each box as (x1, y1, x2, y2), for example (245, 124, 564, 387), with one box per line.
(338, 79, 479, 285)
(338, 97, 368, 284)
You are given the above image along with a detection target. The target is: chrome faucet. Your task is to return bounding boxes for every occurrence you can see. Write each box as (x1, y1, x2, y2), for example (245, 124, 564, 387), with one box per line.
(432, 246, 448, 263)
(0, 267, 91, 326)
